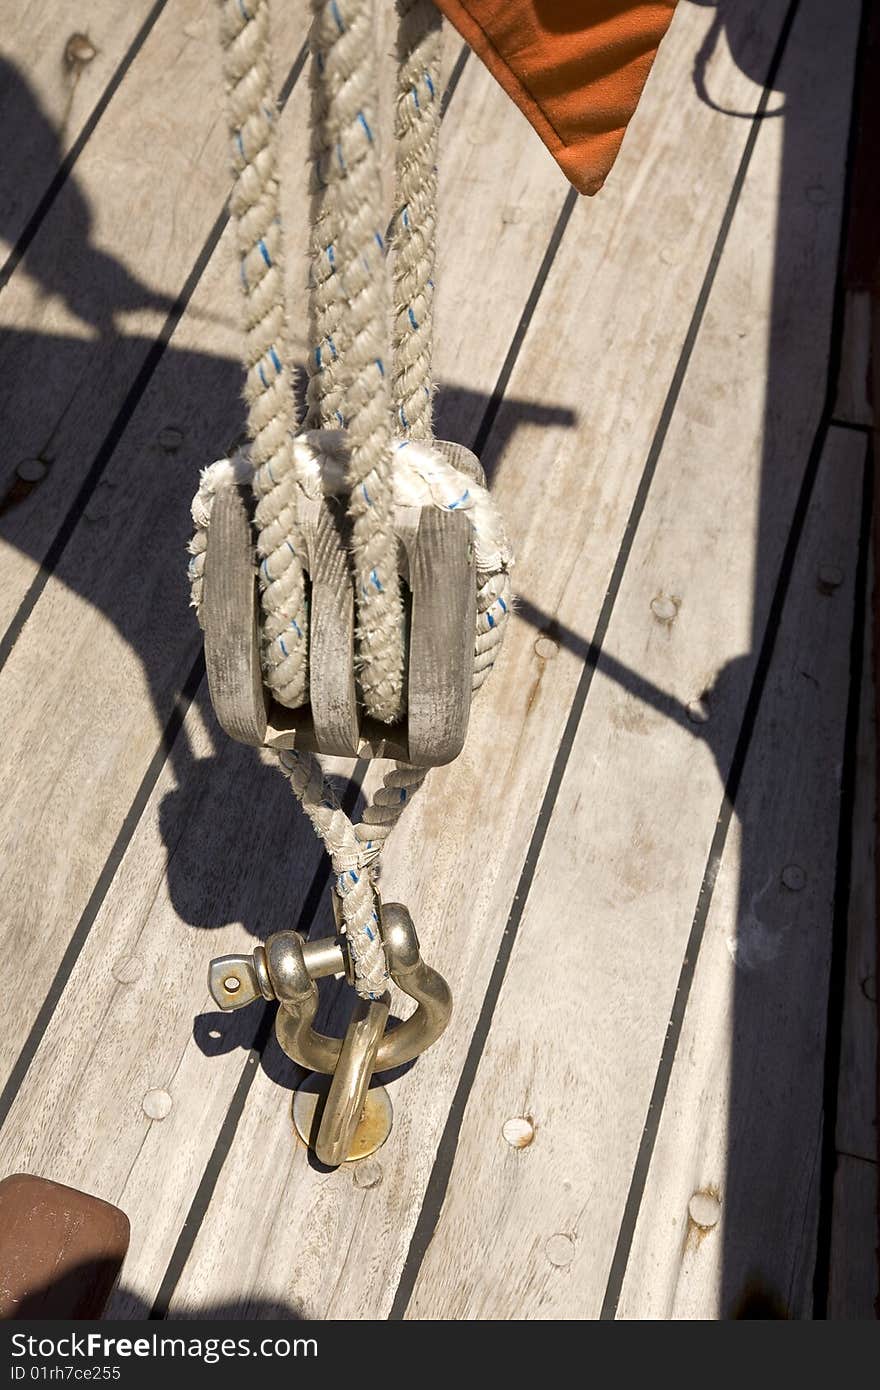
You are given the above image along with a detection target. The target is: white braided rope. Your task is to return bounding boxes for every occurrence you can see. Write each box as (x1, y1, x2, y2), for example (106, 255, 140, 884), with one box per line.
(210, 0, 514, 997)
(218, 0, 311, 710)
(303, 0, 405, 726)
(189, 434, 514, 995)
(278, 750, 429, 995)
(390, 0, 442, 442)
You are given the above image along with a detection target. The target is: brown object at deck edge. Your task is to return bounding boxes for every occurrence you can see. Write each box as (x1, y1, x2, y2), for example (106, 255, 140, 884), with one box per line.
(432, 0, 678, 194)
(0, 1174, 130, 1319)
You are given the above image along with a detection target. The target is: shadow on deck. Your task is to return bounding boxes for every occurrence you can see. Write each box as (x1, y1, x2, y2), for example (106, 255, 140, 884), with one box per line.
(0, 0, 874, 1320)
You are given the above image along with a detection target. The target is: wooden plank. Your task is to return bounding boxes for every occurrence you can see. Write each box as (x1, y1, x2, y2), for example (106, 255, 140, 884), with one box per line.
(0, 0, 310, 626)
(0, 694, 355, 1317)
(0, 4, 462, 583)
(0, 29, 553, 1098)
(300, 498, 360, 757)
(151, 0, 818, 1318)
(0, 0, 163, 265)
(608, 428, 864, 1320)
(0, 0, 828, 1322)
(828, 1155, 879, 1319)
(402, 4, 862, 1320)
(202, 485, 270, 748)
(403, 506, 475, 766)
(836, 554, 877, 1162)
(0, 13, 312, 1097)
(826, 541, 878, 1321)
(834, 292, 873, 426)
(0, 13, 571, 1316)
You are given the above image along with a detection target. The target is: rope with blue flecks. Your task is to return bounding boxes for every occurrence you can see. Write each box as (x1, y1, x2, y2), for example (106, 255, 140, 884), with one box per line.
(213, 0, 511, 998)
(218, 0, 311, 710)
(303, 0, 405, 726)
(189, 434, 514, 999)
(389, 0, 442, 443)
(301, 0, 444, 994)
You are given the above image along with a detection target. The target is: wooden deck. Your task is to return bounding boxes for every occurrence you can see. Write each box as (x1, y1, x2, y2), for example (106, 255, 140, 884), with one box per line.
(0, 0, 876, 1320)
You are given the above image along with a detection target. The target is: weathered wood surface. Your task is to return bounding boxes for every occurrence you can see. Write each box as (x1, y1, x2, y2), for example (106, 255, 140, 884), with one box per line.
(0, 0, 459, 617)
(202, 485, 270, 748)
(829, 555, 878, 1318)
(0, 0, 868, 1323)
(828, 1156, 879, 1319)
(835, 567, 877, 1166)
(202, 481, 476, 763)
(404, 0, 861, 1317)
(0, 0, 251, 615)
(0, 0, 164, 270)
(834, 292, 874, 426)
(0, 0, 311, 1103)
(0, 0, 563, 1317)
(610, 428, 864, 1320)
(0, 11, 467, 1097)
(163, 0, 833, 1319)
(400, 505, 475, 766)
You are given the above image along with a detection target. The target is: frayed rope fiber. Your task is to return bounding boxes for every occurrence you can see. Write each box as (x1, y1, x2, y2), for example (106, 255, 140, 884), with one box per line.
(189, 433, 513, 996)
(195, 0, 513, 996)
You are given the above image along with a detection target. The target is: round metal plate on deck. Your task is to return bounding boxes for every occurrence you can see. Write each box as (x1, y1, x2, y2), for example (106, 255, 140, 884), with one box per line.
(292, 1076, 393, 1163)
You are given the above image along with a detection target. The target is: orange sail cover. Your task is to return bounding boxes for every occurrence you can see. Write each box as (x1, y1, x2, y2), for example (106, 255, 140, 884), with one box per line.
(432, 1, 678, 194)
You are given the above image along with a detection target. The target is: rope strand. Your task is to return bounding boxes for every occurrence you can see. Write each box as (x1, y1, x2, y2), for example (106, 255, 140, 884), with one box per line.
(390, 0, 442, 441)
(206, 1, 514, 996)
(305, 0, 406, 725)
(189, 434, 514, 995)
(218, 0, 310, 710)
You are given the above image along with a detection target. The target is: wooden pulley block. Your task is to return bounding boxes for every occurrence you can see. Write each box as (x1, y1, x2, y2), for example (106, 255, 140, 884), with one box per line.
(202, 441, 484, 766)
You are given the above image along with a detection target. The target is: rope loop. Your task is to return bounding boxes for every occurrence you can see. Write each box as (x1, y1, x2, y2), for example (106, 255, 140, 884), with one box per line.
(210, 0, 514, 995)
(219, 0, 311, 709)
(190, 435, 513, 994)
(306, 0, 404, 725)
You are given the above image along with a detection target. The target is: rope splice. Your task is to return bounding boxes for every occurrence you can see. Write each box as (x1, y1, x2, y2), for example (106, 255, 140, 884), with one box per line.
(191, 0, 514, 1161)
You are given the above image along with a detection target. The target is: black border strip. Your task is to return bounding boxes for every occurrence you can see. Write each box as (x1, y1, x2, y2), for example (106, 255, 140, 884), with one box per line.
(389, 0, 804, 1320)
(0, 0, 170, 292)
(812, 436, 873, 1317)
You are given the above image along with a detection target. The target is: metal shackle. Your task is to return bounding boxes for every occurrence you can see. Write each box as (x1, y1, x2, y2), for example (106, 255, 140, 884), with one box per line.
(208, 904, 451, 1073)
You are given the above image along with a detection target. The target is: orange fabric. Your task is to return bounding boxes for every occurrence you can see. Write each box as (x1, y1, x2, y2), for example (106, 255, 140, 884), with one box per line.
(432, 1, 678, 194)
